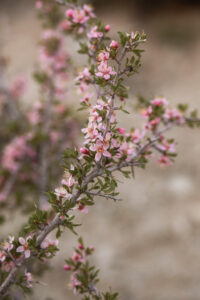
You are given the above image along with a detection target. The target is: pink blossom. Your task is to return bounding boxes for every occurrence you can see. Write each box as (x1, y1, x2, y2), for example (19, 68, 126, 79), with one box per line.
(64, 264, 71, 271)
(96, 62, 116, 80)
(72, 251, 83, 263)
(117, 127, 126, 134)
(130, 129, 144, 143)
(157, 155, 173, 166)
(105, 25, 111, 32)
(59, 20, 71, 31)
(78, 203, 88, 214)
(97, 51, 110, 62)
(117, 142, 135, 161)
(141, 106, 152, 118)
(61, 172, 77, 187)
(1, 236, 14, 252)
(41, 238, 59, 249)
(110, 40, 119, 49)
(0, 251, 6, 263)
(80, 147, 89, 155)
(87, 26, 103, 39)
(78, 244, 84, 250)
(16, 237, 31, 259)
(163, 108, 185, 124)
(90, 137, 111, 162)
(151, 97, 168, 106)
(66, 9, 74, 18)
(55, 187, 71, 199)
(35, 1, 43, 9)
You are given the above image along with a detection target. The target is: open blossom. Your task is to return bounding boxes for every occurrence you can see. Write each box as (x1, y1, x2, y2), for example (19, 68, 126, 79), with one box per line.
(55, 187, 72, 199)
(90, 137, 111, 162)
(82, 123, 98, 141)
(76, 68, 91, 82)
(95, 61, 116, 80)
(163, 108, 185, 124)
(97, 51, 110, 62)
(157, 155, 173, 166)
(61, 171, 77, 188)
(66, 7, 91, 25)
(141, 106, 152, 118)
(16, 237, 31, 258)
(72, 251, 84, 263)
(130, 129, 144, 143)
(1, 236, 14, 252)
(0, 251, 6, 263)
(41, 238, 58, 249)
(116, 142, 135, 161)
(151, 97, 168, 106)
(157, 139, 176, 153)
(87, 26, 103, 39)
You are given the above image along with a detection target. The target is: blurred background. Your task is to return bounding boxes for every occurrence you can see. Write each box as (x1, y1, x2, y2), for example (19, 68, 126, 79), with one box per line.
(1, 0, 200, 299)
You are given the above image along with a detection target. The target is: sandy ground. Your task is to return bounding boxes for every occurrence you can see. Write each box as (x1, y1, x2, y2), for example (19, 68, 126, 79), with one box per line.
(1, 1, 200, 299)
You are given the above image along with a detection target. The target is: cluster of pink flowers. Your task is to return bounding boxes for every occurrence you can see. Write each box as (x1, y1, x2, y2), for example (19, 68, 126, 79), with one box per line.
(2, 135, 36, 173)
(66, 5, 95, 26)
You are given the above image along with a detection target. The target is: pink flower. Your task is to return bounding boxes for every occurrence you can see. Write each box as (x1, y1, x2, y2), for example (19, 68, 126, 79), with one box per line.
(97, 51, 110, 62)
(105, 25, 111, 32)
(35, 1, 43, 9)
(117, 127, 126, 134)
(163, 108, 185, 124)
(16, 237, 31, 259)
(0, 251, 6, 263)
(117, 142, 135, 161)
(78, 244, 84, 250)
(90, 137, 111, 162)
(110, 40, 119, 49)
(80, 147, 89, 155)
(66, 9, 74, 18)
(59, 20, 71, 31)
(96, 62, 116, 80)
(55, 187, 71, 199)
(151, 97, 168, 106)
(41, 238, 59, 249)
(77, 203, 88, 214)
(61, 172, 77, 187)
(64, 264, 71, 271)
(2, 236, 14, 252)
(141, 106, 152, 118)
(157, 155, 172, 166)
(87, 26, 103, 39)
(130, 129, 144, 143)
(72, 251, 83, 263)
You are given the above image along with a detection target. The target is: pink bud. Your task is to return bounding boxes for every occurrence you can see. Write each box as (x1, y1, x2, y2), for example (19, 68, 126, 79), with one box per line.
(110, 40, 119, 49)
(117, 127, 125, 134)
(105, 25, 111, 32)
(64, 264, 71, 271)
(66, 9, 74, 18)
(78, 244, 84, 250)
(80, 147, 89, 155)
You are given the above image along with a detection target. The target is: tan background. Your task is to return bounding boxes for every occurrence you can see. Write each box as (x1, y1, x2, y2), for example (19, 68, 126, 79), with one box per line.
(1, 0, 200, 299)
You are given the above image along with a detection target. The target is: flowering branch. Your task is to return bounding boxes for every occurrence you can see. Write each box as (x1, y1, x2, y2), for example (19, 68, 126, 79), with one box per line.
(0, 0, 200, 298)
